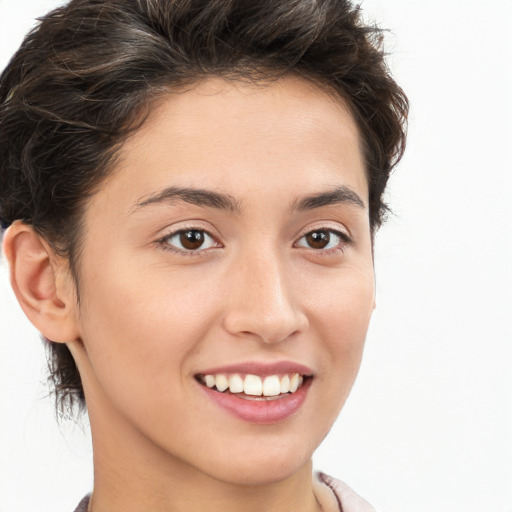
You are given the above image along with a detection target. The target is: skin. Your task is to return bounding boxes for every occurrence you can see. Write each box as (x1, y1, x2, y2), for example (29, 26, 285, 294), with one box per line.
(5, 76, 375, 512)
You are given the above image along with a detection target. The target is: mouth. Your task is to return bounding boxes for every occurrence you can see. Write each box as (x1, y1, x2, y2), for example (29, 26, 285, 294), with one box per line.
(195, 372, 312, 401)
(195, 362, 314, 424)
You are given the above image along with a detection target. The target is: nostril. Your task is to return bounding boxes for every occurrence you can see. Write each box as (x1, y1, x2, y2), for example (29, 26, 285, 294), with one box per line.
(224, 308, 308, 344)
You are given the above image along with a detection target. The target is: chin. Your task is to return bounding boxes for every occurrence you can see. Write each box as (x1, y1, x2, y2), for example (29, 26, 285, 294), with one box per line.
(214, 461, 309, 487)
(198, 438, 315, 487)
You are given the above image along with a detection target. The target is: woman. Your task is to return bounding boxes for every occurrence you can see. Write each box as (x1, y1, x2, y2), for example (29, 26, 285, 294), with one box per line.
(0, 1, 408, 511)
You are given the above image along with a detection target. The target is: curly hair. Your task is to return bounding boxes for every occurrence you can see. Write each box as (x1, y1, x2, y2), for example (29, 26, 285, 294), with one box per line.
(0, 0, 408, 415)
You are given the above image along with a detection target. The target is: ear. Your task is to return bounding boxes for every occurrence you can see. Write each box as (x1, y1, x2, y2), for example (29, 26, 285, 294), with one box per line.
(2, 221, 80, 343)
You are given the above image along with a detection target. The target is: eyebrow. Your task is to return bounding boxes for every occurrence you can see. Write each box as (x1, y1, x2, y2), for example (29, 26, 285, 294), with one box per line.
(132, 186, 241, 214)
(292, 185, 366, 211)
(132, 184, 365, 215)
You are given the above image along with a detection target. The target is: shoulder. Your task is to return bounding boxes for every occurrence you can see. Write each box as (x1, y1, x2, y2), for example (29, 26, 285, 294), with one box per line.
(316, 472, 377, 512)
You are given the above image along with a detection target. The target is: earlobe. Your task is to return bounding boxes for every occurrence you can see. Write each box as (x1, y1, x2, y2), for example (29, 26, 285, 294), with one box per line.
(2, 221, 80, 343)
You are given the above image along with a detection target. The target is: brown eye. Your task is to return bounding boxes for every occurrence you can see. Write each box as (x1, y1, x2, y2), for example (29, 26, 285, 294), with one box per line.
(180, 230, 205, 250)
(295, 229, 348, 251)
(163, 229, 217, 252)
(304, 230, 331, 249)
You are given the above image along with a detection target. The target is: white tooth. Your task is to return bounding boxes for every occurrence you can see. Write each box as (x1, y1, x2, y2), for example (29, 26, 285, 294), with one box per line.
(204, 375, 215, 388)
(299, 375, 304, 387)
(280, 375, 290, 393)
(263, 375, 281, 396)
(289, 373, 300, 393)
(244, 374, 263, 396)
(215, 374, 229, 392)
(229, 374, 244, 393)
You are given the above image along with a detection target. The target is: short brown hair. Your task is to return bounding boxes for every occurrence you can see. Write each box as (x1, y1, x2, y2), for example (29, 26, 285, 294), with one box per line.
(0, 0, 408, 414)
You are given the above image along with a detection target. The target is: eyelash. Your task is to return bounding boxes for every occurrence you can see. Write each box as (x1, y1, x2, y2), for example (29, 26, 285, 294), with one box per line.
(156, 227, 220, 257)
(156, 227, 352, 256)
(294, 228, 352, 256)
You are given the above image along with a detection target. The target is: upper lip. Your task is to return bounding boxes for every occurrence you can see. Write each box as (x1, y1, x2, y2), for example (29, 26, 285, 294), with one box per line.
(196, 361, 314, 377)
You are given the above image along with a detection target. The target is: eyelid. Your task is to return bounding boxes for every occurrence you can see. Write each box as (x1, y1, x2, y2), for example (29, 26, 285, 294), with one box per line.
(295, 221, 351, 241)
(154, 219, 222, 242)
(156, 225, 223, 255)
(293, 224, 353, 253)
(154, 221, 352, 256)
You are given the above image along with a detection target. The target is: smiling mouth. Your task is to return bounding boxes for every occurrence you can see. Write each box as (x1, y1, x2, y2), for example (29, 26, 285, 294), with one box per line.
(195, 373, 312, 401)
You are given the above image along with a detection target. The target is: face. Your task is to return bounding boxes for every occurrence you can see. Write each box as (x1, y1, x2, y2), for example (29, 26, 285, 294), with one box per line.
(69, 76, 375, 486)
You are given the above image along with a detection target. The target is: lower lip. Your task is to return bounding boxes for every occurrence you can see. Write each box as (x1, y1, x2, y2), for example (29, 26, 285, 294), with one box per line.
(198, 379, 311, 425)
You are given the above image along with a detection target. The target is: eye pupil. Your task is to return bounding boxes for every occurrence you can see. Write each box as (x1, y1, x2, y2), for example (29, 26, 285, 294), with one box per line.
(180, 230, 205, 250)
(306, 230, 330, 249)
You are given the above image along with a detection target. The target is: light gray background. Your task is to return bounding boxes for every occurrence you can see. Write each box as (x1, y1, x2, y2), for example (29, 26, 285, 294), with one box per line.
(1, 1, 511, 511)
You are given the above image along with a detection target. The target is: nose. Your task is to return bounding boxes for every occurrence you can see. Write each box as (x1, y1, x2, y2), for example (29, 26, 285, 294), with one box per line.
(222, 251, 309, 344)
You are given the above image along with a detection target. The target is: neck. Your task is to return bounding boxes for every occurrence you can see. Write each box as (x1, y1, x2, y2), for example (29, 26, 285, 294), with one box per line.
(86, 403, 323, 512)
(90, 447, 321, 512)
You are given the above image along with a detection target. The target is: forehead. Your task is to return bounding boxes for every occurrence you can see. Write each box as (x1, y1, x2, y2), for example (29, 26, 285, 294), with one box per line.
(92, 75, 367, 216)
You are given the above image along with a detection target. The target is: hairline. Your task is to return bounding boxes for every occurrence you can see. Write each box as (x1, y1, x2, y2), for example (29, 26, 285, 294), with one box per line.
(61, 74, 376, 303)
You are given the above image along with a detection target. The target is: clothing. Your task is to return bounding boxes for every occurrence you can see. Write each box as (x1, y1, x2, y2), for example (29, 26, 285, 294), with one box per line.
(73, 473, 376, 512)
(317, 472, 377, 512)
(73, 495, 89, 512)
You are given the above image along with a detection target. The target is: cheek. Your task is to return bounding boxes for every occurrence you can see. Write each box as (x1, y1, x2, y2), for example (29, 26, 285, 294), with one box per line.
(312, 264, 374, 338)
(309, 267, 374, 389)
(76, 261, 220, 400)
(298, 271, 374, 446)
